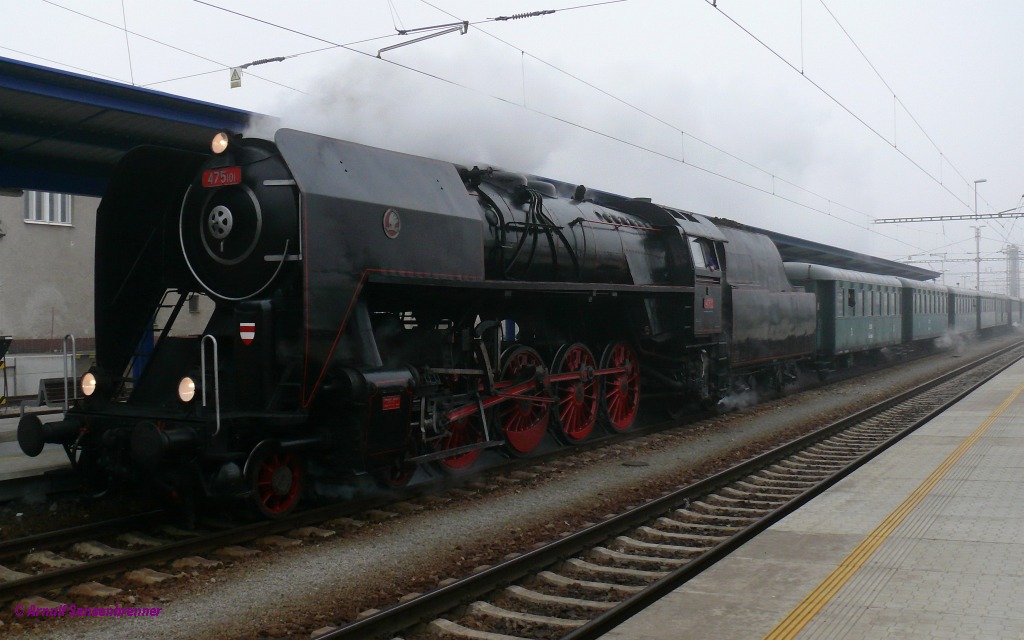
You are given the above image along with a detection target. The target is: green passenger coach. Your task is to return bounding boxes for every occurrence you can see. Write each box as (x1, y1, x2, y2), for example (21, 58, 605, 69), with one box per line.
(896, 277, 948, 342)
(784, 263, 903, 368)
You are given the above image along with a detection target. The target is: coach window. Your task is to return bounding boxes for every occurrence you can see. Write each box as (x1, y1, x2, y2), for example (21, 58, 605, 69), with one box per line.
(847, 288, 856, 315)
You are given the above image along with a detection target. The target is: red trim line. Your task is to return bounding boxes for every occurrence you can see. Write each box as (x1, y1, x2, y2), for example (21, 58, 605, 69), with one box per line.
(301, 267, 484, 407)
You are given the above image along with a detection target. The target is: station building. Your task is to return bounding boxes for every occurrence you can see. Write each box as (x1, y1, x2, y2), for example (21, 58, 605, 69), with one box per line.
(0, 190, 96, 400)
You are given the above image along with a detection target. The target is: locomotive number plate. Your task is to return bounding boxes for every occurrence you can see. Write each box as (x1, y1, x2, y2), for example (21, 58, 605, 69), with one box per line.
(702, 297, 715, 310)
(202, 166, 241, 188)
(382, 395, 402, 411)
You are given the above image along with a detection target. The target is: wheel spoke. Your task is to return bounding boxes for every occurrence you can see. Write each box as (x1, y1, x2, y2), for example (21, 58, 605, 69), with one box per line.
(249, 449, 302, 518)
(436, 414, 483, 472)
(600, 342, 640, 432)
(498, 346, 550, 454)
(552, 343, 598, 443)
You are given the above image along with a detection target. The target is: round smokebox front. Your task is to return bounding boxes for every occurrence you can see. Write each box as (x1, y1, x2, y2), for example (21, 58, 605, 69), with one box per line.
(200, 186, 262, 267)
(180, 156, 299, 301)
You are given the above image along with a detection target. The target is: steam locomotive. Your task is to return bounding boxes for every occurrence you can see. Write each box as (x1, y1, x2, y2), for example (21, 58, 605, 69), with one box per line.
(19, 127, 877, 518)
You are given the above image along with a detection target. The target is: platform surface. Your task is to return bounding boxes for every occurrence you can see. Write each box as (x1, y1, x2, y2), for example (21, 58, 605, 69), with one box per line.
(0, 412, 71, 480)
(604, 356, 1024, 640)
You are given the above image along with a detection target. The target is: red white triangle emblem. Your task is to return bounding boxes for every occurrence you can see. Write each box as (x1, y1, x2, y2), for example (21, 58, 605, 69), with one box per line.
(239, 322, 256, 345)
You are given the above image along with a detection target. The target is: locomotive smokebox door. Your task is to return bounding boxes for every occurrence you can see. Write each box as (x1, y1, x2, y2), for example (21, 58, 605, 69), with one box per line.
(234, 300, 274, 408)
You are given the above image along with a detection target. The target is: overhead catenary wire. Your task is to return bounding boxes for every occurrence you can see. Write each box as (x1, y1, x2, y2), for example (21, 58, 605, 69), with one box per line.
(704, 0, 980, 216)
(188, 0, 931, 251)
(37, 0, 308, 94)
(22, 0, 945, 253)
(0, 44, 123, 82)
(120, 0, 134, 85)
(816, 0, 993, 215)
(413, 1, 938, 244)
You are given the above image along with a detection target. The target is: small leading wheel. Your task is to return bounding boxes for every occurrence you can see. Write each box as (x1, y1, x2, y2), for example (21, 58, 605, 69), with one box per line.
(434, 414, 484, 474)
(552, 343, 598, 444)
(599, 341, 640, 433)
(498, 345, 551, 455)
(249, 447, 303, 518)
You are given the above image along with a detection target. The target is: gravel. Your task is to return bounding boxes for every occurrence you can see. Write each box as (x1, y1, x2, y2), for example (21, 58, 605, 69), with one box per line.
(8, 332, 1020, 640)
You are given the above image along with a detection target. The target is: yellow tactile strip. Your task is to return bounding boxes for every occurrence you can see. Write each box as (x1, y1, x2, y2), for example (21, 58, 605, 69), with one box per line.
(763, 381, 1024, 640)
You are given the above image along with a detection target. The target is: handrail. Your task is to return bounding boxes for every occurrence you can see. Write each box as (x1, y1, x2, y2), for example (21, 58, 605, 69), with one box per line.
(61, 334, 77, 412)
(200, 335, 221, 437)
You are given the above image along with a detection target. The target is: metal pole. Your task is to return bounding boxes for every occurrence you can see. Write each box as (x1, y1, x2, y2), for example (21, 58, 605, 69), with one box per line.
(971, 226, 982, 292)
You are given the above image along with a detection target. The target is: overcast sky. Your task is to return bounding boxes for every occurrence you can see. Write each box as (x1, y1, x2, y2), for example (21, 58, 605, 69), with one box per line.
(3, 0, 1022, 290)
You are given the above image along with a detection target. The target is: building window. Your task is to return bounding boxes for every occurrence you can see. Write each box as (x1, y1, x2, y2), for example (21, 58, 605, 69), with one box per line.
(24, 191, 73, 225)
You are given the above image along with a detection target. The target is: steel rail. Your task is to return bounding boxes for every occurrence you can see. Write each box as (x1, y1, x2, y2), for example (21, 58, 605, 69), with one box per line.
(0, 491, 401, 602)
(0, 509, 165, 564)
(564, 340, 1024, 639)
(317, 339, 1024, 640)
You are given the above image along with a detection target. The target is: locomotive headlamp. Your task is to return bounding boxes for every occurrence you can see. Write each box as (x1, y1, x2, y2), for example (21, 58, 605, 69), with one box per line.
(81, 372, 98, 397)
(211, 132, 230, 155)
(178, 377, 197, 403)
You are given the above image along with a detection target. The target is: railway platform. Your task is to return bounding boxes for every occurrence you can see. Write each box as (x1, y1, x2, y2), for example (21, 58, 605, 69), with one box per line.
(603, 356, 1024, 640)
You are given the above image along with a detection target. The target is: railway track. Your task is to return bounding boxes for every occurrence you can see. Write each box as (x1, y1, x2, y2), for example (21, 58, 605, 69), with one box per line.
(0, 337, 1018, 626)
(312, 340, 1024, 640)
(0, 489, 409, 605)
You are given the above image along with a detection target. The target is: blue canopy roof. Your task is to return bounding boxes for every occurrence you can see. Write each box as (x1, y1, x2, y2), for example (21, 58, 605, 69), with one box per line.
(0, 55, 271, 196)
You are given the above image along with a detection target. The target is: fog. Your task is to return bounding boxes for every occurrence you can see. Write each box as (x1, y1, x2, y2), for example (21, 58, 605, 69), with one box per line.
(5, 0, 1024, 289)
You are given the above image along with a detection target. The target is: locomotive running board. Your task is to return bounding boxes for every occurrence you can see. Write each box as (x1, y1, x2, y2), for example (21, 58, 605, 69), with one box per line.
(406, 439, 506, 465)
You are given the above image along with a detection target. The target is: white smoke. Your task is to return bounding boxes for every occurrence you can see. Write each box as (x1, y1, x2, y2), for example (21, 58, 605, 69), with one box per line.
(246, 53, 571, 175)
(933, 330, 968, 353)
(716, 389, 760, 413)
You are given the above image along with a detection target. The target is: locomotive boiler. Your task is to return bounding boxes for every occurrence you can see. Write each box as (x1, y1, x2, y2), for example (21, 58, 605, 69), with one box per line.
(18, 129, 815, 517)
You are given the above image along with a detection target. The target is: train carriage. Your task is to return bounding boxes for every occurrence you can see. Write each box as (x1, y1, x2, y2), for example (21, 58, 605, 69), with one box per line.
(896, 277, 948, 342)
(947, 287, 978, 334)
(784, 263, 902, 367)
(978, 291, 1009, 330)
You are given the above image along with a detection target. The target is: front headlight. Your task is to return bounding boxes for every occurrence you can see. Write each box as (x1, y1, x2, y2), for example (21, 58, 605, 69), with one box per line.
(211, 132, 230, 154)
(178, 377, 196, 403)
(81, 372, 97, 397)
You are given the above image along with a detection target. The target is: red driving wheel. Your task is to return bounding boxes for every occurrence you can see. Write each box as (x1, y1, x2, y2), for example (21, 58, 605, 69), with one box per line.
(435, 414, 484, 473)
(251, 449, 303, 518)
(600, 342, 640, 433)
(553, 343, 598, 443)
(498, 345, 550, 455)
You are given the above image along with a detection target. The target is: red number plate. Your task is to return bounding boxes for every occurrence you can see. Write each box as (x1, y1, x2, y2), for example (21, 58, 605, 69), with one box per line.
(703, 297, 715, 310)
(382, 395, 402, 411)
(202, 166, 241, 188)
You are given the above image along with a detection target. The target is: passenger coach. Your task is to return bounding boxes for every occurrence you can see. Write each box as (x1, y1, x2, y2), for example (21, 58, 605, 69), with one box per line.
(897, 277, 947, 342)
(784, 263, 902, 369)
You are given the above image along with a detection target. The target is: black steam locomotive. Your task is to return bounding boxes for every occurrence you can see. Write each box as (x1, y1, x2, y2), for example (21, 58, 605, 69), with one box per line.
(18, 129, 816, 517)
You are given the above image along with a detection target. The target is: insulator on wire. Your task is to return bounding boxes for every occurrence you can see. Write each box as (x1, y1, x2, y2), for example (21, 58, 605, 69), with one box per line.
(493, 9, 556, 21)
